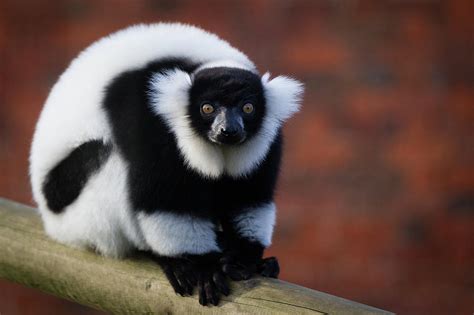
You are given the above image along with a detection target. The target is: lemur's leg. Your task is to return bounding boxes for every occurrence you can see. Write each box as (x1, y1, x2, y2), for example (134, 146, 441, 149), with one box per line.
(220, 202, 279, 280)
(137, 211, 229, 306)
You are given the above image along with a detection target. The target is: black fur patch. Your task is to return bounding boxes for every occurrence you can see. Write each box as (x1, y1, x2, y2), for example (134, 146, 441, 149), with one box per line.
(42, 140, 112, 213)
(103, 58, 282, 224)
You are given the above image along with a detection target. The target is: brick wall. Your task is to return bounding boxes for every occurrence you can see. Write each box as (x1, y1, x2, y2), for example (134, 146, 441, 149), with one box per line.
(0, 1, 472, 314)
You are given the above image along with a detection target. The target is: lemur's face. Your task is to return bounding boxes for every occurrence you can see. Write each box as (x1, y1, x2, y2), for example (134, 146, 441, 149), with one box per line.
(189, 67, 266, 146)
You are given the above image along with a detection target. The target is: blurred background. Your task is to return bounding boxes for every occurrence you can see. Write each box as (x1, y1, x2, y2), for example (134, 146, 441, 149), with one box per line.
(0, 0, 473, 314)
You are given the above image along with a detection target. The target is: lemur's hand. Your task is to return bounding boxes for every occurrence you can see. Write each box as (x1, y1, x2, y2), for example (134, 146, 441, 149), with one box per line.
(156, 253, 230, 305)
(156, 253, 229, 306)
(156, 252, 278, 305)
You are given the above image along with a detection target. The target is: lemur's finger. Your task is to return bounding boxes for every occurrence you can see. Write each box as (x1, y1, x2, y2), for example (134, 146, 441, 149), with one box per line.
(213, 271, 230, 296)
(198, 279, 208, 306)
(163, 266, 186, 296)
(258, 256, 279, 268)
(259, 257, 280, 278)
(260, 264, 279, 278)
(204, 279, 219, 306)
(175, 271, 194, 296)
(174, 265, 195, 295)
(185, 268, 198, 286)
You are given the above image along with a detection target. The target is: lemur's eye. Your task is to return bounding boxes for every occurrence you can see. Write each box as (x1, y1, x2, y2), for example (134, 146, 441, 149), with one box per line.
(201, 104, 214, 114)
(242, 103, 254, 114)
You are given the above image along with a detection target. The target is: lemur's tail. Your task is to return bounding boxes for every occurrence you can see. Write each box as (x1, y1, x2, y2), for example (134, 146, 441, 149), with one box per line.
(42, 140, 112, 213)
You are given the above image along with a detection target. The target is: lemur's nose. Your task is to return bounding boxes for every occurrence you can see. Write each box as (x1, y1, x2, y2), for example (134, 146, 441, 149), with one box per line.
(220, 126, 238, 136)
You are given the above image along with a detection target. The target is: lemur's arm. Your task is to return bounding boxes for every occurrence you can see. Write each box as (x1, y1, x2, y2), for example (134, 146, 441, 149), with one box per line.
(219, 134, 282, 280)
(220, 203, 279, 280)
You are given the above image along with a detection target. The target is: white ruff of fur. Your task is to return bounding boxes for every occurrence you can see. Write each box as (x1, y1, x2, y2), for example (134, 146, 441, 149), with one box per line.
(233, 203, 276, 247)
(137, 211, 220, 256)
(149, 71, 304, 178)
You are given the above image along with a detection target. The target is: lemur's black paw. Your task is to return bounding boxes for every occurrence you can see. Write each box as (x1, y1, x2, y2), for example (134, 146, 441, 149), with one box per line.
(191, 252, 230, 306)
(155, 256, 196, 297)
(220, 255, 257, 281)
(258, 256, 280, 278)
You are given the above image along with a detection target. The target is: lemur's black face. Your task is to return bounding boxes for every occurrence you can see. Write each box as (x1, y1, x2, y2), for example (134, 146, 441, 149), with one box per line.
(189, 67, 266, 146)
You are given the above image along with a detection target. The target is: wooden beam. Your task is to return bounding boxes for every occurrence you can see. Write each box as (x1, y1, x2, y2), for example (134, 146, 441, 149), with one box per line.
(0, 198, 392, 314)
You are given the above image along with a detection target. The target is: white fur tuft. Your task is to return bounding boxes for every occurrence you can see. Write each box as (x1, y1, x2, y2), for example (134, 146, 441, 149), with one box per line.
(263, 74, 304, 122)
(138, 212, 220, 256)
(261, 72, 271, 84)
(233, 203, 276, 247)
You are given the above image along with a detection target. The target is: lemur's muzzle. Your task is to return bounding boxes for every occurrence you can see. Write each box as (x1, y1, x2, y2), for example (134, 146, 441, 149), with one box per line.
(209, 108, 246, 145)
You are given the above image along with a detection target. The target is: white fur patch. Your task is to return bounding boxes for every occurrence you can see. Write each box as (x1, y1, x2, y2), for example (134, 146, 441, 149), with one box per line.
(233, 203, 276, 247)
(137, 212, 220, 256)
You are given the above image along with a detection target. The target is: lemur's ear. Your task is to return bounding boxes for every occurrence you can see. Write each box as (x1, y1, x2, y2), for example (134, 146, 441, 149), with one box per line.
(261, 72, 304, 122)
(148, 69, 192, 116)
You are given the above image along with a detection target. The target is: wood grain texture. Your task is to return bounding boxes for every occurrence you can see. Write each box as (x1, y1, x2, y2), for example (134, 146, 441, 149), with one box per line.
(0, 198, 392, 314)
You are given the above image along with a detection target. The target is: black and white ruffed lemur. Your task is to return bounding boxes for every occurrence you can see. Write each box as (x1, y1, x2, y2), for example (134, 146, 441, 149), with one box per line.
(30, 23, 304, 306)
